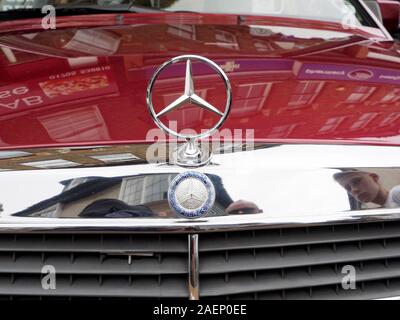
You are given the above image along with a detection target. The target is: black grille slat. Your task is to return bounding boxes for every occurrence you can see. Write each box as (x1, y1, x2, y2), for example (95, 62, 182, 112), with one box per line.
(0, 275, 188, 298)
(0, 234, 188, 298)
(200, 222, 400, 252)
(200, 260, 400, 297)
(232, 279, 400, 300)
(200, 240, 400, 274)
(199, 220, 400, 299)
(0, 253, 187, 275)
(0, 234, 187, 253)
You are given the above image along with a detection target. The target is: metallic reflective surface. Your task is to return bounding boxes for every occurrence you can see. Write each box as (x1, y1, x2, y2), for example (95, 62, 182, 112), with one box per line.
(377, 296, 400, 300)
(1, 144, 400, 232)
(146, 55, 232, 140)
(188, 234, 199, 300)
(146, 55, 232, 167)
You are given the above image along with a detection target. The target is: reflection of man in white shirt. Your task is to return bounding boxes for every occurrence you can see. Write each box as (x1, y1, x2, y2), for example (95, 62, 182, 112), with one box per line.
(385, 185, 400, 208)
(334, 170, 400, 208)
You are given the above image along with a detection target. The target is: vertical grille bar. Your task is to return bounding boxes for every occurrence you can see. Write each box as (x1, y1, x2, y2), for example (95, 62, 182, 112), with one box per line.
(188, 234, 199, 300)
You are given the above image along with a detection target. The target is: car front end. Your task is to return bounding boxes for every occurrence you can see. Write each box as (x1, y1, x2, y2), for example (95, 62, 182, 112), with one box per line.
(0, 0, 400, 300)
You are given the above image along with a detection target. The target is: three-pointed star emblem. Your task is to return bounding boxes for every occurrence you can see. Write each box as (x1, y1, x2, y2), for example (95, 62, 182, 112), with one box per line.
(155, 60, 224, 119)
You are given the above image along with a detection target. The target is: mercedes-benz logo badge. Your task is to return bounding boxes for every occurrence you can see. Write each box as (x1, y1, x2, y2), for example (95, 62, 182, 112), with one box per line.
(168, 171, 215, 219)
(147, 55, 232, 167)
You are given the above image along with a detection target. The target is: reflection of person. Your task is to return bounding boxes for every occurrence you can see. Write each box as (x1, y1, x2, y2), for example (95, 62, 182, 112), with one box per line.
(225, 200, 261, 215)
(0, 203, 3, 212)
(334, 170, 400, 208)
(79, 199, 156, 218)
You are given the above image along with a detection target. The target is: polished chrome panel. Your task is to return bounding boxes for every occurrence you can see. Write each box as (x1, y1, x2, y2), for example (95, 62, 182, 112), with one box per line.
(1, 144, 400, 232)
(188, 234, 200, 300)
(2, 209, 400, 234)
(377, 296, 400, 300)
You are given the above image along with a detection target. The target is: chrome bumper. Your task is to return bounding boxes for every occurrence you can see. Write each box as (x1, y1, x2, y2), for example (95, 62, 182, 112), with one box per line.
(1, 143, 400, 232)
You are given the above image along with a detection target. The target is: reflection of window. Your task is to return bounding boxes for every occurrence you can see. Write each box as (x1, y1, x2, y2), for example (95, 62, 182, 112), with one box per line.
(269, 124, 298, 138)
(0, 151, 31, 159)
(350, 113, 378, 130)
(171, 107, 203, 127)
(62, 30, 121, 55)
(21, 159, 80, 169)
(163, 91, 207, 126)
(142, 175, 170, 204)
(254, 41, 274, 52)
(319, 116, 348, 134)
(380, 88, 400, 104)
(120, 175, 172, 205)
(120, 177, 145, 205)
(90, 153, 140, 164)
(164, 106, 204, 128)
(379, 112, 400, 127)
(1, 47, 16, 64)
(288, 81, 324, 109)
(345, 86, 376, 103)
(39, 106, 110, 142)
(167, 24, 196, 40)
(215, 30, 239, 50)
(232, 83, 272, 116)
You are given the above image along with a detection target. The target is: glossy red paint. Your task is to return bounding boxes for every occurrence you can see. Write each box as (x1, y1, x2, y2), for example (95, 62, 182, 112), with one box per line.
(0, 14, 399, 150)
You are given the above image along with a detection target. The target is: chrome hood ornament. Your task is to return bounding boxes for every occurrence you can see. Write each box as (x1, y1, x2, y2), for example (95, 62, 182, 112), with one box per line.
(147, 55, 232, 167)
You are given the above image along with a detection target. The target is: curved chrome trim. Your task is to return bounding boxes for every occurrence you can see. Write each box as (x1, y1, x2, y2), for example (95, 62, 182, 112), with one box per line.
(1, 144, 400, 232)
(376, 296, 400, 300)
(1, 208, 400, 233)
(188, 234, 200, 300)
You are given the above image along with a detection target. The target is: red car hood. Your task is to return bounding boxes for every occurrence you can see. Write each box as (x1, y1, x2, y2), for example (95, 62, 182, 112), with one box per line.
(0, 13, 399, 149)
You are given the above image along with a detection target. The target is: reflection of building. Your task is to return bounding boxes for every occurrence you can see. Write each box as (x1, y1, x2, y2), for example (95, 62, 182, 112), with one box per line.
(38, 105, 110, 142)
(62, 30, 121, 55)
(13, 173, 232, 218)
(120, 174, 170, 205)
(0, 145, 146, 171)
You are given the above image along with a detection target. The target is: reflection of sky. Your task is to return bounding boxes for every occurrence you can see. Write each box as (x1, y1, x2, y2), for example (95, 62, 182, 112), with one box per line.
(220, 167, 350, 216)
(2, 145, 400, 218)
(0, 171, 66, 215)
